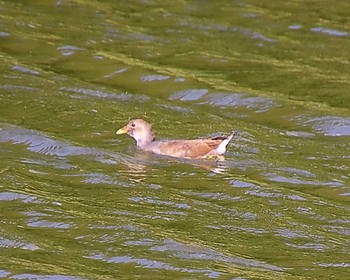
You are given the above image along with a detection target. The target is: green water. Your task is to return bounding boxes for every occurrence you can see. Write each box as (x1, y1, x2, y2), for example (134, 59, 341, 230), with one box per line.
(0, 1, 349, 279)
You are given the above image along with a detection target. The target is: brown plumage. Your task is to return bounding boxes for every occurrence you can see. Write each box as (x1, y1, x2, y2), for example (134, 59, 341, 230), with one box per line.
(116, 119, 235, 159)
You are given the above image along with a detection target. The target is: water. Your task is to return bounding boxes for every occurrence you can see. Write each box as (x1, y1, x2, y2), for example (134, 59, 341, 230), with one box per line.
(0, 1, 349, 279)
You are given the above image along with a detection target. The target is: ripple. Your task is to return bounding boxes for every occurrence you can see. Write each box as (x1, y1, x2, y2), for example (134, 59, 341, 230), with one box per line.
(203, 92, 276, 112)
(0, 270, 10, 278)
(182, 191, 242, 202)
(129, 196, 191, 210)
(88, 253, 222, 278)
(11, 274, 84, 280)
(231, 180, 258, 188)
(0, 124, 123, 169)
(150, 239, 283, 271)
(289, 25, 302, 30)
(158, 104, 192, 113)
(318, 262, 350, 268)
(276, 167, 316, 178)
(287, 194, 307, 201)
(310, 27, 348, 37)
(140, 74, 170, 82)
(0, 192, 36, 203)
(27, 218, 71, 229)
(61, 87, 150, 102)
(304, 116, 350, 136)
(80, 173, 133, 187)
(57, 45, 84, 56)
(264, 173, 343, 187)
(169, 89, 208, 101)
(221, 225, 266, 234)
(12, 65, 40, 75)
(323, 225, 350, 236)
(286, 242, 327, 251)
(245, 189, 282, 198)
(104, 67, 128, 78)
(283, 130, 315, 138)
(0, 84, 37, 92)
(0, 237, 39, 251)
(21, 158, 73, 170)
(0, 31, 10, 37)
(276, 228, 313, 239)
(192, 21, 277, 43)
(0, 124, 93, 157)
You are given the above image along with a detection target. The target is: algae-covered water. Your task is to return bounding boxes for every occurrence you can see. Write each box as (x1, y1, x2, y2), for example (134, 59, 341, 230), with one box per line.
(0, 1, 349, 279)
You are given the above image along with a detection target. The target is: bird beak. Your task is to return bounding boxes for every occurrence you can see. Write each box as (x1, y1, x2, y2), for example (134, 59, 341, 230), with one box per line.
(116, 126, 128, 134)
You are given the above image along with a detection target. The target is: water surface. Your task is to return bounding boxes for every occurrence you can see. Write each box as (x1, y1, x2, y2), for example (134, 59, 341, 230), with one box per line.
(0, 1, 349, 279)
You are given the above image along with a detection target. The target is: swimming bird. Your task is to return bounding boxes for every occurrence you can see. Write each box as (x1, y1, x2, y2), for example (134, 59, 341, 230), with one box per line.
(116, 119, 235, 159)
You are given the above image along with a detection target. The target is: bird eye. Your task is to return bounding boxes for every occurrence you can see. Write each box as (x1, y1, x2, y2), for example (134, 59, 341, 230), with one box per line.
(131, 123, 135, 127)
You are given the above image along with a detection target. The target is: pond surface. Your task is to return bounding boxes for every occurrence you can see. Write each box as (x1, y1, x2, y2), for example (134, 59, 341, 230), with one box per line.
(0, 1, 349, 279)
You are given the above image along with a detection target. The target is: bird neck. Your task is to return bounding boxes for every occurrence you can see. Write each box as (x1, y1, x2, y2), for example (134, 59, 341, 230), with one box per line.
(135, 134, 155, 148)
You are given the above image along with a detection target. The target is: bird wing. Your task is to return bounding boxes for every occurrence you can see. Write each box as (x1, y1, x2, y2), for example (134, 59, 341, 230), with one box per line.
(154, 138, 227, 159)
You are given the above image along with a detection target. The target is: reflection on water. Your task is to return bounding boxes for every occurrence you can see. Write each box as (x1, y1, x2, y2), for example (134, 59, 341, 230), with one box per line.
(304, 116, 350, 136)
(10, 274, 84, 280)
(89, 254, 223, 278)
(203, 92, 276, 112)
(62, 86, 150, 102)
(310, 27, 349, 37)
(0, 236, 39, 251)
(1, 120, 349, 278)
(0, 191, 37, 203)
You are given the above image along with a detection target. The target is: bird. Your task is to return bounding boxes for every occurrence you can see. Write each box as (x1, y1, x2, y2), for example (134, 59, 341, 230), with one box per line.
(116, 119, 235, 159)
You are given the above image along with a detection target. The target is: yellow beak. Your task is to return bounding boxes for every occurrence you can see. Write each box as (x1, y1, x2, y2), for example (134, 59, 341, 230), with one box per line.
(116, 126, 128, 134)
